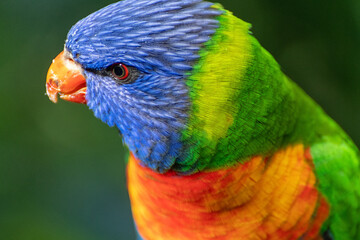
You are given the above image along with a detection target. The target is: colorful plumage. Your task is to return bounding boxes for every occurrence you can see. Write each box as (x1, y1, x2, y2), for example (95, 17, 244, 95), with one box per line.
(45, 0, 360, 239)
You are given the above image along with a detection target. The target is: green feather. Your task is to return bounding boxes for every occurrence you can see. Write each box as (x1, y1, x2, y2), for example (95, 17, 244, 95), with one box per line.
(312, 134, 360, 239)
(178, 6, 331, 171)
(177, 5, 360, 239)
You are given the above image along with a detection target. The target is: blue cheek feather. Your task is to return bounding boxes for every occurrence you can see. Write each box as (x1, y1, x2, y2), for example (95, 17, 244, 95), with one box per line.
(85, 71, 190, 172)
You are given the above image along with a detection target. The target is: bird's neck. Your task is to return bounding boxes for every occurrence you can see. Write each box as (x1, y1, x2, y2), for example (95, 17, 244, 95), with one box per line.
(174, 9, 328, 173)
(127, 145, 330, 240)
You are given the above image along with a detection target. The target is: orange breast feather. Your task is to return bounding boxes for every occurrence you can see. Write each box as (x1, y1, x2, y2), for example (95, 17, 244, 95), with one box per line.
(127, 144, 329, 240)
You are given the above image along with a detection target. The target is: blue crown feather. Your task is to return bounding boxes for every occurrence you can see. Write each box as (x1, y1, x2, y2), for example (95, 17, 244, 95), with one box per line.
(66, 0, 221, 73)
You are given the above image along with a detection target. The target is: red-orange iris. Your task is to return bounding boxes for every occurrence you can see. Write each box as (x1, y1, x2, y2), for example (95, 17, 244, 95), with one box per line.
(111, 63, 129, 80)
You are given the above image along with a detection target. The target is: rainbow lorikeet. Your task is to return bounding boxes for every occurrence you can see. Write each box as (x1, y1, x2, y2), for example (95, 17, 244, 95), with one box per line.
(45, 0, 360, 239)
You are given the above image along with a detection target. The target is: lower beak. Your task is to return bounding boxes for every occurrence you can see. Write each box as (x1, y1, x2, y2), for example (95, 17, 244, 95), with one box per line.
(46, 51, 87, 104)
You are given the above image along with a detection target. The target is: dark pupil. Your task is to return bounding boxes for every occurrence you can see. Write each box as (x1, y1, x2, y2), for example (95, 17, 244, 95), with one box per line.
(113, 65, 125, 77)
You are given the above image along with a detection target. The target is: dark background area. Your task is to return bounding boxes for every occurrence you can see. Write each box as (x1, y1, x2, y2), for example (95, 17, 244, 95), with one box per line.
(0, 0, 359, 239)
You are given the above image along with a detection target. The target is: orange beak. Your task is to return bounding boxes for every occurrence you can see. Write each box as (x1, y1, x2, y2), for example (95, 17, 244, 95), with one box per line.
(46, 51, 87, 104)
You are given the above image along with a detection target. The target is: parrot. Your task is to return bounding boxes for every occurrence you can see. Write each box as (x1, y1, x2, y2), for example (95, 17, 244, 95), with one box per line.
(45, 0, 360, 239)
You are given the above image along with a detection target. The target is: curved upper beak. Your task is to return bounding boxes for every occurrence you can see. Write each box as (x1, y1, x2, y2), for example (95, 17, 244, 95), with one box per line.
(46, 51, 87, 104)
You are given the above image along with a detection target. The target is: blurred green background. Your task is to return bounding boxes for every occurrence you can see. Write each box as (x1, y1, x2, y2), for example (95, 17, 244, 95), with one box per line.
(0, 0, 359, 239)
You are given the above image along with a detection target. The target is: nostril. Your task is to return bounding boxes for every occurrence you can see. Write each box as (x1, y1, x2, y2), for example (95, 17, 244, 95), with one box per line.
(52, 80, 59, 87)
(47, 79, 57, 89)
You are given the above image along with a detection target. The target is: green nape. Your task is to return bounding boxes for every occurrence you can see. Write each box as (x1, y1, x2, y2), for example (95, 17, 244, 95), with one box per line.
(177, 6, 331, 172)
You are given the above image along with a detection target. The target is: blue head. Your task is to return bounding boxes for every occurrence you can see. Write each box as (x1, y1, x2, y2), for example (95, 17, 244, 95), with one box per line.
(63, 0, 222, 172)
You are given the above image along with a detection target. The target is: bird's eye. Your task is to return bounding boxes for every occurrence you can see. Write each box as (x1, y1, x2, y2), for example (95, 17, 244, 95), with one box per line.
(107, 63, 139, 84)
(111, 63, 129, 80)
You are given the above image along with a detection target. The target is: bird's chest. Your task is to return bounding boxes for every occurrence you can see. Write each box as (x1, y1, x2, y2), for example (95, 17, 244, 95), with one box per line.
(127, 145, 329, 240)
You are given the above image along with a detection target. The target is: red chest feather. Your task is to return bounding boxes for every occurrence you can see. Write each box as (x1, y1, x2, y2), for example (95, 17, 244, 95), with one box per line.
(127, 144, 329, 240)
